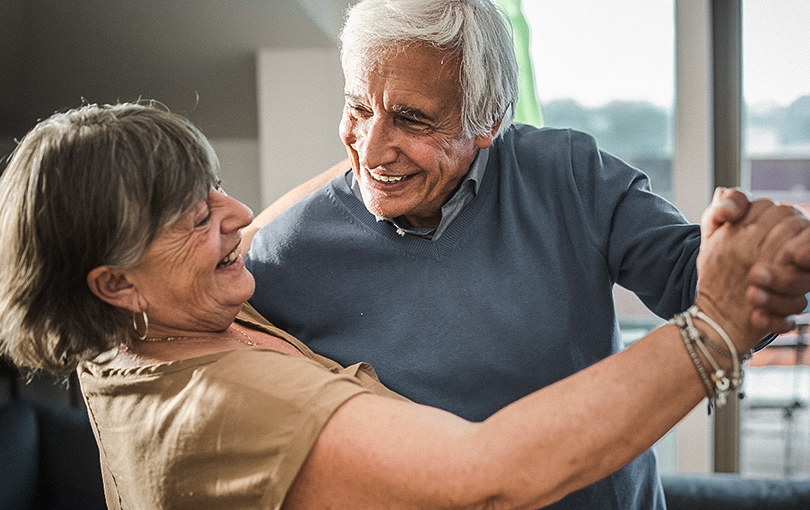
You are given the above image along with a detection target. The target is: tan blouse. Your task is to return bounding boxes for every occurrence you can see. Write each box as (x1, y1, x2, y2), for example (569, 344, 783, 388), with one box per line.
(78, 303, 403, 510)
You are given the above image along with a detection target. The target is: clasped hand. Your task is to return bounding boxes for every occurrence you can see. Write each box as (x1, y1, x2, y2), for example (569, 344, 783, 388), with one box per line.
(699, 188, 810, 348)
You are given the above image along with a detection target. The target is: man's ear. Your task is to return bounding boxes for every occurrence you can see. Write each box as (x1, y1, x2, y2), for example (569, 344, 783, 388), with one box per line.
(87, 266, 141, 312)
(474, 118, 503, 149)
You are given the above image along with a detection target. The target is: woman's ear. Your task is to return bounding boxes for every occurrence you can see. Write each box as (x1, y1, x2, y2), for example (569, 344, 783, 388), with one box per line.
(87, 266, 141, 312)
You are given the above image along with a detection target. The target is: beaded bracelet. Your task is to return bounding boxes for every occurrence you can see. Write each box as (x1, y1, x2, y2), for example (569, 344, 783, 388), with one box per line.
(671, 313, 716, 401)
(669, 306, 744, 413)
(689, 306, 743, 395)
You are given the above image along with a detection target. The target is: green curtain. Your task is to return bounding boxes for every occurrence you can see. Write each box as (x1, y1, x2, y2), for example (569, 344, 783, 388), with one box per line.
(495, 0, 544, 127)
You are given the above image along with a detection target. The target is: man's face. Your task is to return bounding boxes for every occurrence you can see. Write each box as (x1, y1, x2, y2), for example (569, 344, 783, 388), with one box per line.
(340, 45, 496, 229)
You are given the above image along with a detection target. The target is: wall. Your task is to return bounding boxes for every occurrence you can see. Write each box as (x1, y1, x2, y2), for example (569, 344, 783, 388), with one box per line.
(210, 138, 262, 217)
(256, 48, 347, 208)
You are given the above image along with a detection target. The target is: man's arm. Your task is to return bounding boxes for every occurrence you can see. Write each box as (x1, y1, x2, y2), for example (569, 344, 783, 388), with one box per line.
(241, 158, 351, 255)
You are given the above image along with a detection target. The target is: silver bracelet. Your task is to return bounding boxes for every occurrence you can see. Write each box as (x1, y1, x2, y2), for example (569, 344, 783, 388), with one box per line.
(670, 313, 717, 404)
(670, 306, 745, 412)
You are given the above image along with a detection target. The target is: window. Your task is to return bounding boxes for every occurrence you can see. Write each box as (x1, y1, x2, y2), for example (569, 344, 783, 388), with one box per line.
(523, 0, 675, 200)
(740, 0, 810, 479)
(742, 0, 810, 203)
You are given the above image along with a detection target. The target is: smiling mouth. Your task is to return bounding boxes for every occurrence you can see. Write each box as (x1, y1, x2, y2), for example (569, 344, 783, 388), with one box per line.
(369, 170, 408, 183)
(217, 243, 241, 268)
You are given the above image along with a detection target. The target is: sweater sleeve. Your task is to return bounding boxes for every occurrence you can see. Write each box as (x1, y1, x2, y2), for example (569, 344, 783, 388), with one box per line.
(567, 129, 700, 316)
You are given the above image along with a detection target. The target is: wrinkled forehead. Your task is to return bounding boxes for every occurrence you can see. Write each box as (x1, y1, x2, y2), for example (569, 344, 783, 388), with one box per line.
(343, 44, 462, 99)
(344, 42, 460, 76)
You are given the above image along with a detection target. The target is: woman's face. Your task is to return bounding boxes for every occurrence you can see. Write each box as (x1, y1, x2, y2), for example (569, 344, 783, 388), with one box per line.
(126, 187, 255, 336)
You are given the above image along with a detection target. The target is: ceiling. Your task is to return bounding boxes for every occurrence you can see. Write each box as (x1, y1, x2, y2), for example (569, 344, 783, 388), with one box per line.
(1, 0, 352, 140)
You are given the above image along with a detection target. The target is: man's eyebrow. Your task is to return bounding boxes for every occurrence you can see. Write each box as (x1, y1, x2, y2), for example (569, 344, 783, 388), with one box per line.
(344, 93, 435, 124)
(391, 105, 435, 123)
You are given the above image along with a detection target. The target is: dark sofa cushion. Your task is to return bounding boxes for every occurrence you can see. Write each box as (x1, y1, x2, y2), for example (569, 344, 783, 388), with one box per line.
(662, 473, 810, 510)
(0, 400, 39, 510)
(0, 399, 106, 510)
(32, 400, 106, 510)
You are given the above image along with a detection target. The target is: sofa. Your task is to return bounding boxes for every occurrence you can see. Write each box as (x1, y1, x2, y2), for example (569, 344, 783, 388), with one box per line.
(0, 398, 106, 510)
(661, 472, 810, 510)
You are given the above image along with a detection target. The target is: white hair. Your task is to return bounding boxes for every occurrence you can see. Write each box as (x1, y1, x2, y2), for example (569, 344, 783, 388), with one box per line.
(340, 0, 519, 138)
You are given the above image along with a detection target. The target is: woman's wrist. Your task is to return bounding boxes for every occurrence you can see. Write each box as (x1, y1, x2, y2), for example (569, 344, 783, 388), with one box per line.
(669, 306, 745, 413)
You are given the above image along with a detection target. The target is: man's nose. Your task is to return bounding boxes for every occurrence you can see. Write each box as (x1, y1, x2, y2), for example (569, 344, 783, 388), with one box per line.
(357, 116, 398, 168)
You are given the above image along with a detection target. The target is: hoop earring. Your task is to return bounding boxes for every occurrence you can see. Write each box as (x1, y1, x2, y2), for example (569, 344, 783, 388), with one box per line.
(133, 310, 149, 340)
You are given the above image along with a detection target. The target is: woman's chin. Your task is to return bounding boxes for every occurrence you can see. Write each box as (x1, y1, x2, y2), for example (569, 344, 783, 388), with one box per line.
(217, 261, 255, 302)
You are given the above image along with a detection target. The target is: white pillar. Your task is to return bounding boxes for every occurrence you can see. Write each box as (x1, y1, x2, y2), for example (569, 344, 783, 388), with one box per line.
(673, 0, 714, 473)
(674, 0, 714, 223)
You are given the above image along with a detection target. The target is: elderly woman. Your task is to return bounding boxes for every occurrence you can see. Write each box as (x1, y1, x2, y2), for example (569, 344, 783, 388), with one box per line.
(1, 102, 809, 510)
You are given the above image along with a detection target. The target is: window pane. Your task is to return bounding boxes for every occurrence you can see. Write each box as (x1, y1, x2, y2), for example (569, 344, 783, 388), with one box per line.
(740, 0, 810, 479)
(742, 0, 810, 203)
(524, 0, 675, 200)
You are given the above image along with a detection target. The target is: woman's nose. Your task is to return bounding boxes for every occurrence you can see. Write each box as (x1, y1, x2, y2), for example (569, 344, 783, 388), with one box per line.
(220, 193, 254, 233)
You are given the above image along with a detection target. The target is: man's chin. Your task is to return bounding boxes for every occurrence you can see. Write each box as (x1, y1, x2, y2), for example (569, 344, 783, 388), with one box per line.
(359, 195, 408, 220)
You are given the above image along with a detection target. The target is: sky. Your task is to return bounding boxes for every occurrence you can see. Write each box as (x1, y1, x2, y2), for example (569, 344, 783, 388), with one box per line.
(522, 0, 810, 108)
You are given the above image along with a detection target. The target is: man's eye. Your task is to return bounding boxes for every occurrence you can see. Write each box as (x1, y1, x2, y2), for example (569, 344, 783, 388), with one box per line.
(348, 104, 371, 117)
(400, 116, 429, 130)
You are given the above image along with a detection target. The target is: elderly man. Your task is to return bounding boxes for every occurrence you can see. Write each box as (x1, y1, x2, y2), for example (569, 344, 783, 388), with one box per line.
(246, 0, 806, 508)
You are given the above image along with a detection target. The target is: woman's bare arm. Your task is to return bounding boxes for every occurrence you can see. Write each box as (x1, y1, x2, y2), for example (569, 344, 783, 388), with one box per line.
(284, 325, 706, 510)
(281, 199, 810, 509)
(241, 158, 351, 255)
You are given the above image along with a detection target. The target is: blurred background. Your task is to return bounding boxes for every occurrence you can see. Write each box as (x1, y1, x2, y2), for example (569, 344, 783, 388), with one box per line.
(1, 0, 354, 214)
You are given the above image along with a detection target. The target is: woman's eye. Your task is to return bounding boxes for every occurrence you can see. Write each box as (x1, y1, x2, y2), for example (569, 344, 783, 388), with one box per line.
(195, 211, 211, 227)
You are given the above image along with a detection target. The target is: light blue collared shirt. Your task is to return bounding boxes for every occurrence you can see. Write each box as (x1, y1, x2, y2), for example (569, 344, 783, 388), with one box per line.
(349, 148, 490, 241)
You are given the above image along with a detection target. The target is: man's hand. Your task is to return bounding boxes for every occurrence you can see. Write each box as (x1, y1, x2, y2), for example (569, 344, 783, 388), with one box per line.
(747, 238, 810, 331)
(701, 187, 752, 238)
(702, 187, 810, 334)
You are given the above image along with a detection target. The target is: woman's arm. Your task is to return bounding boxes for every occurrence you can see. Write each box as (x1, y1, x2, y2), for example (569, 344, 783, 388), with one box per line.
(241, 158, 351, 255)
(285, 324, 706, 510)
(281, 198, 810, 510)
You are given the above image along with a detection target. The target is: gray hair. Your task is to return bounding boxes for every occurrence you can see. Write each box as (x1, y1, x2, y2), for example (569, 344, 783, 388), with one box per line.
(340, 0, 519, 138)
(0, 102, 220, 373)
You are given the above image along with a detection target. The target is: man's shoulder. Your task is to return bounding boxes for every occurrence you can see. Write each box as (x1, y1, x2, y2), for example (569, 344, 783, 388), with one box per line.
(489, 124, 603, 184)
(246, 173, 369, 262)
(497, 123, 599, 154)
(268, 173, 356, 227)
